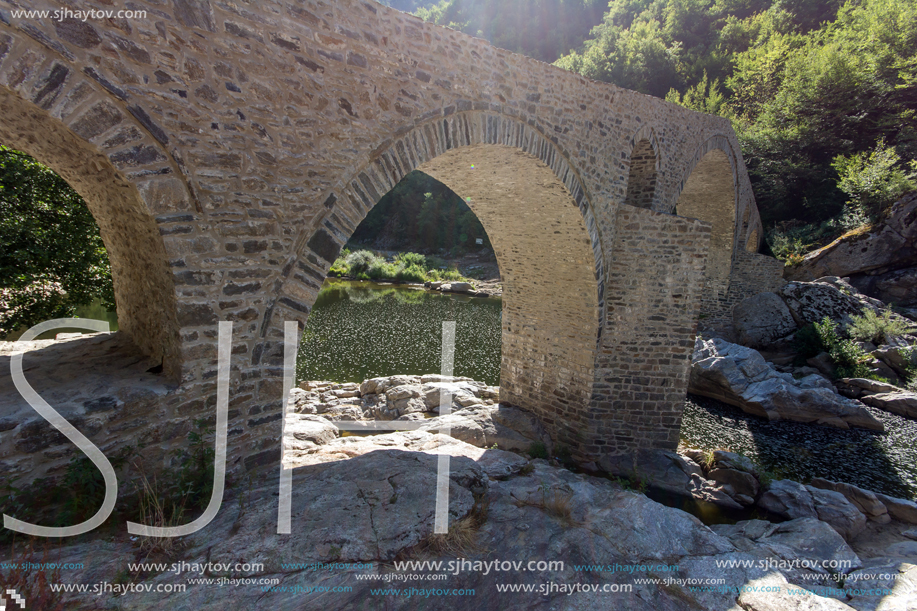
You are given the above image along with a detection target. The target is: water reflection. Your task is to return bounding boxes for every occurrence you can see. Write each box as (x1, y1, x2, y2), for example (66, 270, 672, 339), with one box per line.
(296, 279, 502, 386)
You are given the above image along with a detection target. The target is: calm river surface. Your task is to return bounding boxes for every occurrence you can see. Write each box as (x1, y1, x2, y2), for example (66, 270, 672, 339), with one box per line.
(296, 279, 502, 386)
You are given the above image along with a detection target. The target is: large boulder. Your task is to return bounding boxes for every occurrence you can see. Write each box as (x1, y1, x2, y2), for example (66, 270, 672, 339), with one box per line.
(845, 561, 917, 611)
(785, 191, 917, 282)
(807, 487, 867, 541)
(809, 478, 890, 523)
(737, 573, 857, 611)
(733, 292, 798, 348)
(757, 479, 818, 520)
(859, 390, 917, 419)
(861, 266, 917, 306)
(875, 493, 917, 524)
(707, 467, 759, 504)
(690, 338, 883, 430)
(600, 449, 743, 509)
(214, 449, 487, 562)
(835, 377, 901, 399)
(753, 517, 862, 572)
(872, 345, 917, 378)
(779, 279, 878, 327)
(757, 480, 867, 541)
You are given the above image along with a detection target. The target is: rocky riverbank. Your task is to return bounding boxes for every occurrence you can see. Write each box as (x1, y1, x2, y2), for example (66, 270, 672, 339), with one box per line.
(14, 374, 912, 611)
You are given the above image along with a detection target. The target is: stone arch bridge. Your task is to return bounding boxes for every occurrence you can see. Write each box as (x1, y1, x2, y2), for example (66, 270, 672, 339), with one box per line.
(0, 0, 783, 479)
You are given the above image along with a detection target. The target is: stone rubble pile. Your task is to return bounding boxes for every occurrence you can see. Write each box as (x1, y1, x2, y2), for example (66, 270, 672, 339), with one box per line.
(285, 375, 553, 467)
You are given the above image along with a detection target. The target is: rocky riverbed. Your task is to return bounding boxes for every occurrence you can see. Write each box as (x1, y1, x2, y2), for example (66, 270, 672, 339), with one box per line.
(682, 394, 917, 502)
(13, 384, 911, 610)
(4, 373, 916, 611)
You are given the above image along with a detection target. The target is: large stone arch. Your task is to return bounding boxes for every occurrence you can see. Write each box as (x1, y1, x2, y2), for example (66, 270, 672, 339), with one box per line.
(268, 112, 604, 448)
(623, 126, 660, 211)
(0, 64, 184, 376)
(674, 138, 739, 299)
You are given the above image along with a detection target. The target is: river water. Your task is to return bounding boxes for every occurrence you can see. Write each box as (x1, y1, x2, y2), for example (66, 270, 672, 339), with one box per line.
(299, 279, 917, 501)
(296, 279, 501, 386)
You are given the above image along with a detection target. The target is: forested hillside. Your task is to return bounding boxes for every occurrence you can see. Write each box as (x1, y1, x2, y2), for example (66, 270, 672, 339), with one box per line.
(415, 0, 916, 260)
(556, 0, 917, 256)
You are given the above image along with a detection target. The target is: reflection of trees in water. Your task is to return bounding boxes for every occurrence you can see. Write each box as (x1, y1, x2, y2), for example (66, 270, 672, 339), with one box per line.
(341, 284, 429, 305)
(342, 284, 392, 304)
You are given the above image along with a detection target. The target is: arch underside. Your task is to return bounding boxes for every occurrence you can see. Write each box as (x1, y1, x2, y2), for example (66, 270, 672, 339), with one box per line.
(418, 144, 601, 443)
(0, 86, 180, 374)
(674, 148, 736, 295)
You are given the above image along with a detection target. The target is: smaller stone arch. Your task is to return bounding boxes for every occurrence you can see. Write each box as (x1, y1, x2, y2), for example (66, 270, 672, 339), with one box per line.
(674, 137, 738, 293)
(623, 126, 660, 210)
(0, 55, 186, 376)
(746, 229, 759, 252)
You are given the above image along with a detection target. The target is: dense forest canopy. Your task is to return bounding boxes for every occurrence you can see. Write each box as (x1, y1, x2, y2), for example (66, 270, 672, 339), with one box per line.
(557, 0, 917, 251)
(0, 146, 114, 335)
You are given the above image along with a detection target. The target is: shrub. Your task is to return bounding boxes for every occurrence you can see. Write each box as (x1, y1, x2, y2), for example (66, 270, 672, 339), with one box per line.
(440, 269, 465, 282)
(396, 252, 427, 269)
(365, 260, 398, 280)
(395, 264, 427, 283)
(344, 250, 379, 277)
(832, 140, 917, 221)
(814, 317, 872, 379)
(847, 309, 911, 345)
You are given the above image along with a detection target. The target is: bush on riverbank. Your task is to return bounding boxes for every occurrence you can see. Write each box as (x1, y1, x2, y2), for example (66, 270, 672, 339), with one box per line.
(328, 249, 472, 285)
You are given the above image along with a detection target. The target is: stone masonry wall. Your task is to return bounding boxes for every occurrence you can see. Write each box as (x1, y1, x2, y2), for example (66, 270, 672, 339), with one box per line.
(0, 0, 779, 481)
(586, 205, 712, 457)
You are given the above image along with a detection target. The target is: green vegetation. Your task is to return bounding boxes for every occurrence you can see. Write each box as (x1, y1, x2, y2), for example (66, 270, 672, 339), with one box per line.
(351, 170, 492, 256)
(901, 347, 917, 392)
(812, 316, 873, 379)
(329, 248, 473, 285)
(527, 441, 549, 459)
(847, 309, 912, 345)
(0, 146, 114, 336)
(550, 0, 917, 254)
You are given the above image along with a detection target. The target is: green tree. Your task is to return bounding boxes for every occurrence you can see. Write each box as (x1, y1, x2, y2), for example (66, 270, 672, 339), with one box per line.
(833, 140, 917, 222)
(0, 146, 114, 335)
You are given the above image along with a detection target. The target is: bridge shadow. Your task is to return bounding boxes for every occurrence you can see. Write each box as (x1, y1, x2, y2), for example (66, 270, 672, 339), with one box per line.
(681, 394, 915, 501)
(0, 332, 174, 486)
